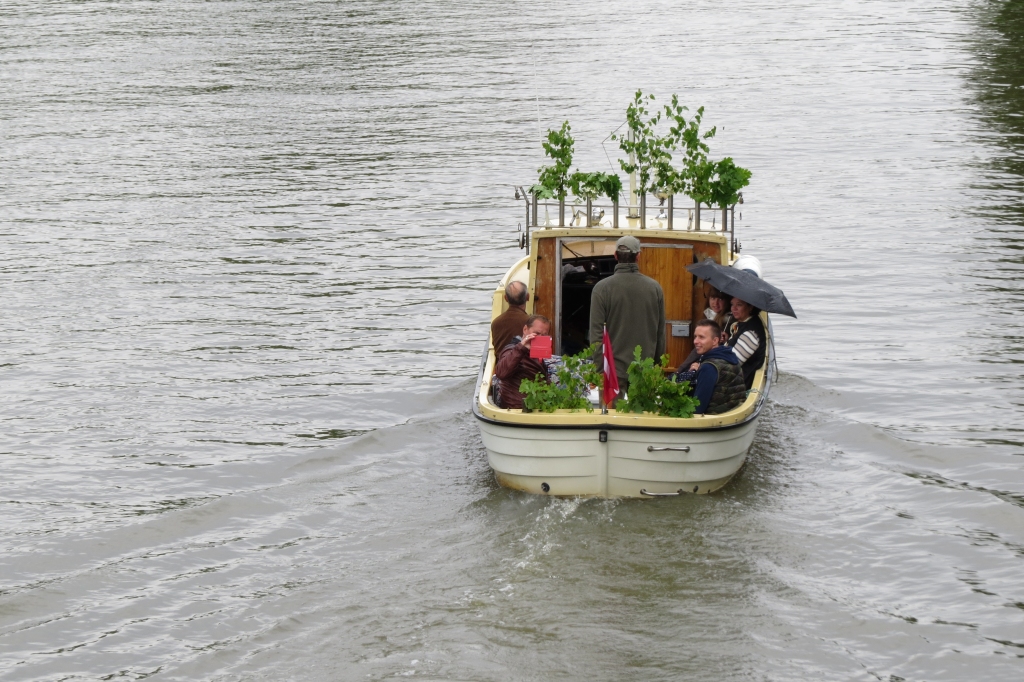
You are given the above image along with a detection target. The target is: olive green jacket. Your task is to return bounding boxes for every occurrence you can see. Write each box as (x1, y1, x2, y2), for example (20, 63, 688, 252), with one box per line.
(589, 263, 666, 391)
(702, 358, 747, 414)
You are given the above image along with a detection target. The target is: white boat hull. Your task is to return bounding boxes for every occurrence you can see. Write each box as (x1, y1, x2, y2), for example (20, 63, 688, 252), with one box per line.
(479, 417, 758, 497)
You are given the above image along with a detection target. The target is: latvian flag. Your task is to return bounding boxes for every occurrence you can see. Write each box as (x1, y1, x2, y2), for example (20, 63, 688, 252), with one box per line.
(601, 325, 619, 406)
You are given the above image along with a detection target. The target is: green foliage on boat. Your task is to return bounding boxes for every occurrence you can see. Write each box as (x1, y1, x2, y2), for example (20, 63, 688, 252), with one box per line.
(620, 346, 700, 418)
(586, 90, 752, 210)
(613, 91, 667, 198)
(530, 121, 622, 203)
(520, 344, 602, 413)
(530, 121, 575, 200)
(570, 171, 622, 202)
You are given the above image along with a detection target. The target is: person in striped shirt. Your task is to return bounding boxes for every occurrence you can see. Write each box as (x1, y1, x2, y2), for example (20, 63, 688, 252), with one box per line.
(726, 297, 766, 389)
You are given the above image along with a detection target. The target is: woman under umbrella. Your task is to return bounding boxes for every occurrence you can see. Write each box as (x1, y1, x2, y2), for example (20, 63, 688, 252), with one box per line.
(725, 296, 766, 390)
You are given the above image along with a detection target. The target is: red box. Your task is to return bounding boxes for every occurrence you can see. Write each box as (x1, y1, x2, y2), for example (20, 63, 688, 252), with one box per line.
(529, 335, 553, 360)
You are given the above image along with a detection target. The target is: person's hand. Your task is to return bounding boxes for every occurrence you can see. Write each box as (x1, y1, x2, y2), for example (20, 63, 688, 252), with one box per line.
(520, 332, 538, 349)
(689, 362, 699, 371)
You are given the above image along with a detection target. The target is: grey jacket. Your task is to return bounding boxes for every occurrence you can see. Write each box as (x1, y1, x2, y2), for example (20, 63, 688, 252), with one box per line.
(588, 263, 666, 389)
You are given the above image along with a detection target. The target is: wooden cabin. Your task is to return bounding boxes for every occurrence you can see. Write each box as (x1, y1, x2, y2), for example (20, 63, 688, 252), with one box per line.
(511, 227, 731, 371)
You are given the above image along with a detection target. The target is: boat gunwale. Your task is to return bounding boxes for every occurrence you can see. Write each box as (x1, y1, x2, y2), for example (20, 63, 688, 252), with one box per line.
(472, 332, 774, 433)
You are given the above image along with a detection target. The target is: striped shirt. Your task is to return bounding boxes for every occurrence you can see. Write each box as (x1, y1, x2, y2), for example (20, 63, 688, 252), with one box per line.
(727, 314, 766, 389)
(728, 324, 760, 364)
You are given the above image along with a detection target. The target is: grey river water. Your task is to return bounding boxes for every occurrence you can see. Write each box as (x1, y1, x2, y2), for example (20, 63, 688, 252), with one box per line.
(2, 0, 1024, 679)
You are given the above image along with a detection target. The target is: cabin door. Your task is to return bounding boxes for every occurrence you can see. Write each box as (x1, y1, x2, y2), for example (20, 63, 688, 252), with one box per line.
(638, 244, 694, 371)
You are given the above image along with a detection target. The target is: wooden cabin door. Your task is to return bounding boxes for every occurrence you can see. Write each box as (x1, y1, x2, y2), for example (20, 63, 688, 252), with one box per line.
(639, 244, 694, 371)
(529, 237, 557, 341)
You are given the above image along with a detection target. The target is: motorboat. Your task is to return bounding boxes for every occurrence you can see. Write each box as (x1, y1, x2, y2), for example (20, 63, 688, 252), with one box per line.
(473, 195, 775, 498)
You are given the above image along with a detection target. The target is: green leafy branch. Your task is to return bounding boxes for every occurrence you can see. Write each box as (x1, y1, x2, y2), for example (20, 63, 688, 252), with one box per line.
(520, 344, 602, 413)
(610, 91, 752, 209)
(619, 346, 700, 418)
(706, 157, 752, 208)
(612, 91, 669, 197)
(529, 121, 575, 200)
(530, 122, 623, 204)
(570, 171, 622, 202)
(660, 98, 715, 198)
(529, 101, 745, 210)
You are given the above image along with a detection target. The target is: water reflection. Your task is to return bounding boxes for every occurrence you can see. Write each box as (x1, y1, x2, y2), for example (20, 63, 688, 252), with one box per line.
(964, 1, 1024, 448)
(971, 1, 1024, 233)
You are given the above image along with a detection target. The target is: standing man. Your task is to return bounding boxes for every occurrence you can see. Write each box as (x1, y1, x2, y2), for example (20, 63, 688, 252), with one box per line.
(491, 280, 530, 354)
(589, 235, 666, 398)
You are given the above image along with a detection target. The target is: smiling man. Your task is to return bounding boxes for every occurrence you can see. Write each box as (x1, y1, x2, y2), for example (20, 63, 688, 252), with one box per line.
(688, 319, 747, 415)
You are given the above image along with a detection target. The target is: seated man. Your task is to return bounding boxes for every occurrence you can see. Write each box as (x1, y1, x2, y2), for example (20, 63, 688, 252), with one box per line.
(491, 280, 530, 354)
(687, 319, 747, 415)
(726, 296, 766, 389)
(676, 287, 733, 376)
(494, 315, 551, 410)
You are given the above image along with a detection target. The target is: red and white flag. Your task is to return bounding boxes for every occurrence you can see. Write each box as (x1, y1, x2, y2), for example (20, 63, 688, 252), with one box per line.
(601, 325, 619, 406)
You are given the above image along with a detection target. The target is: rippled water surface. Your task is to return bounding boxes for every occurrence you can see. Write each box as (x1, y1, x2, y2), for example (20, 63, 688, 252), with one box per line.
(3, 1, 1024, 679)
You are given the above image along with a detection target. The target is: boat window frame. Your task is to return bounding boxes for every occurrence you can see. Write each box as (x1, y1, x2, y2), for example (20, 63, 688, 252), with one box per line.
(553, 237, 693, 355)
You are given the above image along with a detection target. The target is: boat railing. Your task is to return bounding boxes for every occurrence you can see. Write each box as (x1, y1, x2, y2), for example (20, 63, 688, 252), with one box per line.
(513, 186, 741, 255)
(515, 189, 737, 233)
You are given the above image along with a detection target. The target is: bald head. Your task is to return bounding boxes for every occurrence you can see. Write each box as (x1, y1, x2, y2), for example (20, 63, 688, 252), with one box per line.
(505, 281, 528, 307)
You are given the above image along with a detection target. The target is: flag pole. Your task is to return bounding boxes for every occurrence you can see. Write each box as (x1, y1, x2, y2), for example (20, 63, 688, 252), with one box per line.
(601, 324, 608, 415)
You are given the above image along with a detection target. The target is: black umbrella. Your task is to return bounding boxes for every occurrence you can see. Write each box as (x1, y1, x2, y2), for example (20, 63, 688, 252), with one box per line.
(686, 258, 797, 318)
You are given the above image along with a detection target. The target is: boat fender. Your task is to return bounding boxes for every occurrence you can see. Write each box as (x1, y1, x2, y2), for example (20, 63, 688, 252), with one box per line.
(732, 254, 762, 278)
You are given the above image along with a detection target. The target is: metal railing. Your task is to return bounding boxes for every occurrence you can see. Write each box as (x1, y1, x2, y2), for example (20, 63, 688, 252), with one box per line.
(513, 186, 740, 256)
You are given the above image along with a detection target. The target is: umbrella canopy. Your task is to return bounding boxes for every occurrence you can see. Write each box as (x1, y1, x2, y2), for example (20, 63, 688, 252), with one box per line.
(686, 258, 797, 318)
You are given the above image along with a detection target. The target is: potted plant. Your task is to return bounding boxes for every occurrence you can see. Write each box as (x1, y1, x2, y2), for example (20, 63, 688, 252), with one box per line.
(613, 92, 737, 230)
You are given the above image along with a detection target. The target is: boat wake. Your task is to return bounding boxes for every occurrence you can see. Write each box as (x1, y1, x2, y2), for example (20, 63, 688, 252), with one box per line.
(5, 373, 1022, 681)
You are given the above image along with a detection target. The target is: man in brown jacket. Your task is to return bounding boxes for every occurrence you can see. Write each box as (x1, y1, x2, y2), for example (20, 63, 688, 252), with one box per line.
(494, 315, 551, 410)
(491, 280, 530, 354)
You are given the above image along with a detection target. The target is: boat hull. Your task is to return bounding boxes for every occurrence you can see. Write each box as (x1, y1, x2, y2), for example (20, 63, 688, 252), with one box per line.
(478, 417, 757, 497)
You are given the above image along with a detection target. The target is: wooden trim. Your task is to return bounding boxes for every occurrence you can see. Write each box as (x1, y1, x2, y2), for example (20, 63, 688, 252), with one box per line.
(531, 237, 557, 341)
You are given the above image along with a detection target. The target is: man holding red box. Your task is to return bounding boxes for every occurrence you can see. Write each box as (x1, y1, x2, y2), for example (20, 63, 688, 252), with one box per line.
(494, 315, 552, 410)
